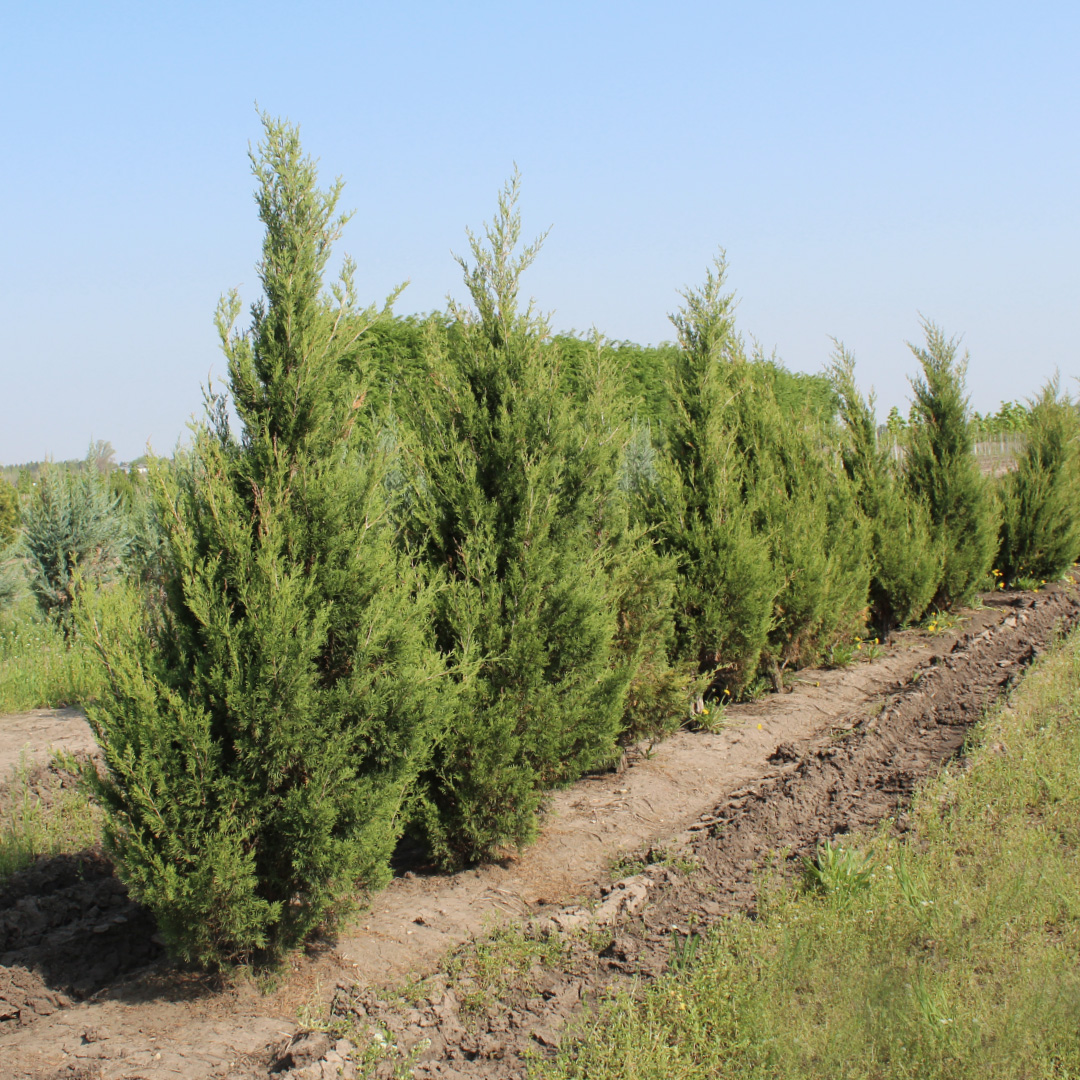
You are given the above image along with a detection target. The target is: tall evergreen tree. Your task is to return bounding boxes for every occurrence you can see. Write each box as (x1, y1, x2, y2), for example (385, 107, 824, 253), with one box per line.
(404, 175, 646, 866)
(829, 343, 943, 630)
(638, 258, 778, 693)
(904, 320, 998, 609)
(997, 377, 1080, 584)
(76, 116, 442, 966)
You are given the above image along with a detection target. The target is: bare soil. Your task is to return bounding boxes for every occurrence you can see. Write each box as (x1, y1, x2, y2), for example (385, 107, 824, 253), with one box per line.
(1, 583, 1078, 1079)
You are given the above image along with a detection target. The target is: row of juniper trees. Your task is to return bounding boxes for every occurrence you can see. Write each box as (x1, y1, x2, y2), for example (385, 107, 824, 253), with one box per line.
(73, 117, 1080, 966)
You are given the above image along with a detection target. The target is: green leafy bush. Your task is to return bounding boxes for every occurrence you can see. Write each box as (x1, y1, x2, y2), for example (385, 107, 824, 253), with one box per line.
(75, 116, 442, 966)
(997, 378, 1080, 584)
(904, 320, 998, 609)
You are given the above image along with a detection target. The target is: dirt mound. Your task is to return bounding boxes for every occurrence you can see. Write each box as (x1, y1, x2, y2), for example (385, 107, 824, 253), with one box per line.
(0, 851, 163, 1031)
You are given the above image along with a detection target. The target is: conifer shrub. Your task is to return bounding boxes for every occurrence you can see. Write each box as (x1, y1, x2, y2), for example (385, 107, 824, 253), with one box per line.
(997, 378, 1080, 584)
(730, 354, 870, 680)
(904, 321, 998, 609)
(75, 117, 442, 966)
(403, 177, 653, 867)
(637, 259, 778, 694)
(829, 344, 943, 629)
(20, 459, 129, 624)
(644, 259, 869, 694)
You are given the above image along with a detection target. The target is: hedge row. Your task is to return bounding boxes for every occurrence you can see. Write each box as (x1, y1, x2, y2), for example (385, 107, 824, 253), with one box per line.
(73, 117, 1080, 966)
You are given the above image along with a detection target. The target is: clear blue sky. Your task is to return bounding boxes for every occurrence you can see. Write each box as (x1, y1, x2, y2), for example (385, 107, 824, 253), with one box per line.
(2, 1, 1077, 463)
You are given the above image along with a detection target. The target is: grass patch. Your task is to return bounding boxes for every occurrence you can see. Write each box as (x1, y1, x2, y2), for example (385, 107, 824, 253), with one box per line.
(445, 921, 569, 1016)
(543, 626, 1080, 1079)
(0, 600, 102, 713)
(0, 751, 102, 881)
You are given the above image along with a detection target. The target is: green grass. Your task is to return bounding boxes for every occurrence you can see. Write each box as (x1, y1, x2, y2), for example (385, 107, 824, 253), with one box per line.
(542, 626, 1080, 1080)
(444, 921, 570, 1016)
(0, 752, 102, 881)
(0, 600, 102, 713)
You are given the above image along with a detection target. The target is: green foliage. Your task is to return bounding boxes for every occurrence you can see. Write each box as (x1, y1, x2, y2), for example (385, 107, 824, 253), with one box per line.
(75, 115, 442, 967)
(905, 321, 998, 609)
(829, 343, 943, 628)
(736, 356, 869, 677)
(1, 752, 101, 882)
(997, 378, 1080, 584)
(643, 259, 868, 694)
(0, 481, 19, 546)
(19, 458, 129, 624)
(403, 174, 651, 866)
(638, 257, 777, 693)
(0, 598, 102, 712)
(801, 838, 875, 897)
(972, 399, 1030, 436)
(109, 464, 165, 586)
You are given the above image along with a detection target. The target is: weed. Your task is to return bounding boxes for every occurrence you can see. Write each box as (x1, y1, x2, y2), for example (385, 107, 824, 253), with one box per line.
(826, 641, 857, 668)
(0, 602, 102, 713)
(668, 929, 701, 973)
(687, 695, 727, 733)
(920, 610, 963, 637)
(801, 839, 875, 898)
(609, 846, 696, 881)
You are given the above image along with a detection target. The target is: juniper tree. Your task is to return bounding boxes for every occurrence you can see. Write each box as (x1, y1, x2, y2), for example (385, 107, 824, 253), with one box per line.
(996, 378, 1080, 584)
(637, 257, 778, 694)
(904, 320, 998, 609)
(76, 116, 442, 966)
(829, 343, 943, 629)
(644, 258, 869, 694)
(404, 175, 653, 866)
(728, 351, 869, 683)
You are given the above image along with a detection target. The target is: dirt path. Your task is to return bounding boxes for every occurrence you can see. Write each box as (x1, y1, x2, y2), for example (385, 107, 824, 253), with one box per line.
(2, 585, 1078, 1079)
(0, 708, 98, 778)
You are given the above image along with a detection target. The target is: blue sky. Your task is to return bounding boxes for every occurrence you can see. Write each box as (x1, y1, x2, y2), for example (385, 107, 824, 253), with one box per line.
(2, 1, 1077, 463)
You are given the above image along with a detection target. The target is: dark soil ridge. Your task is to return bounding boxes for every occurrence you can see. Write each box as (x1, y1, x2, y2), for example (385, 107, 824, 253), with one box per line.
(323, 585, 1080, 1079)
